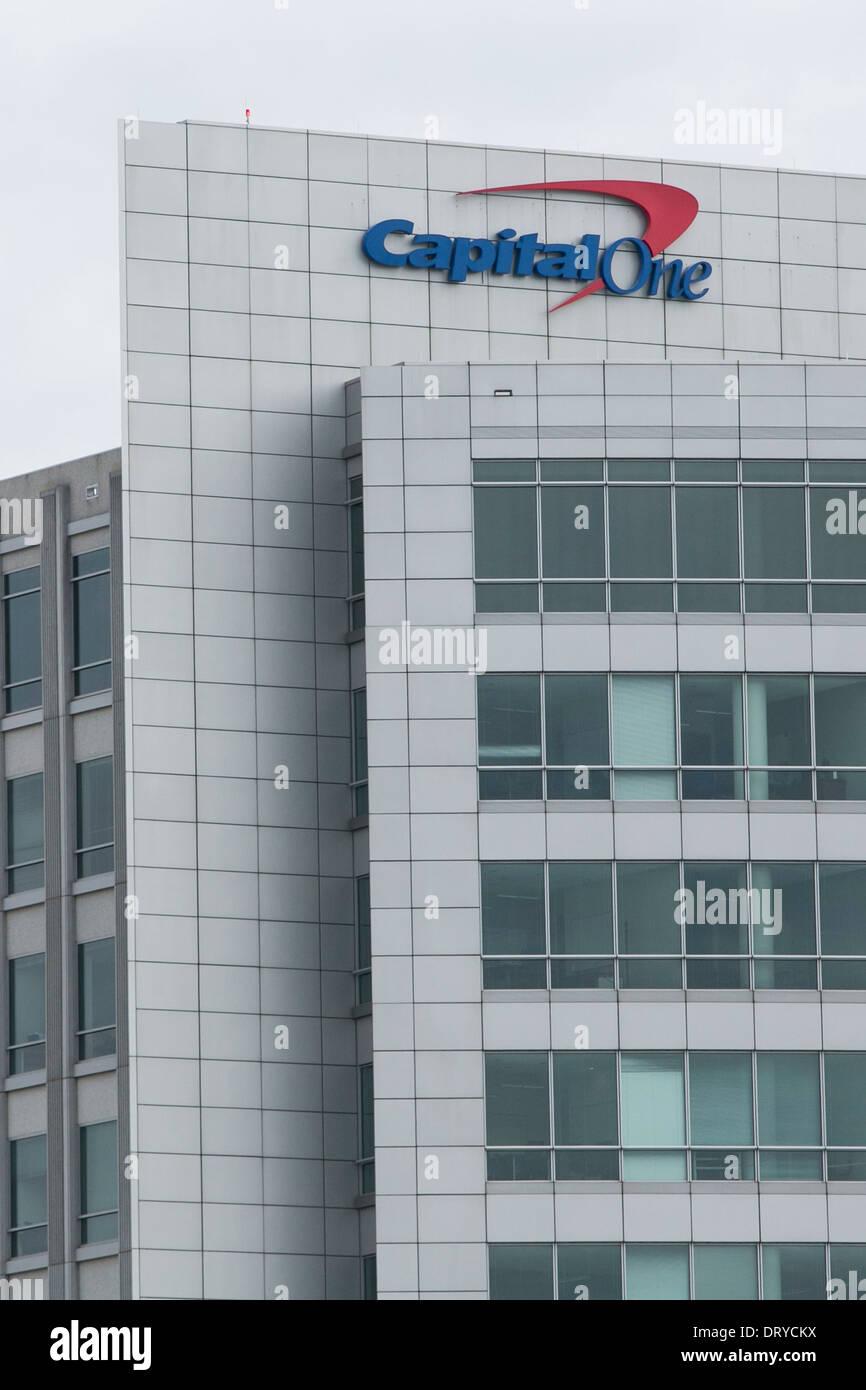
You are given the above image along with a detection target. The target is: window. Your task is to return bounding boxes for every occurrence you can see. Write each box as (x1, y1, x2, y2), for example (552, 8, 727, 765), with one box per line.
(626, 1245, 690, 1300)
(557, 1244, 622, 1301)
(621, 1053, 685, 1179)
(477, 673, 866, 804)
(819, 864, 866, 988)
(756, 1053, 821, 1179)
(481, 858, 853, 992)
(362, 1254, 377, 1301)
(484, 1051, 866, 1183)
(8, 953, 45, 1075)
(489, 1244, 554, 1300)
(77, 938, 116, 1060)
(477, 673, 542, 799)
(7, 772, 44, 893)
(610, 675, 675, 799)
(72, 548, 111, 695)
(10, 1133, 47, 1256)
(472, 458, 866, 614)
(689, 1052, 754, 1179)
(485, 1052, 550, 1179)
(679, 674, 743, 799)
(355, 876, 371, 1004)
(814, 675, 866, 799)
(762, 1245, 826, 1300)
(359, 1063, 374, 1194)
(3, 566, 41, 712)
(348, 476, 365, 630)
(747, 675, 812, 799)
(491, 1241, 846, 1300)
(79, 1120, 118, 1244)
(351, 689, 368, 817)
(75, 756, 114, 877)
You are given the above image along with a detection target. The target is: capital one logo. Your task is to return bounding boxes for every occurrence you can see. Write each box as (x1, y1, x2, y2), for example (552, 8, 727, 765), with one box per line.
(362, 180, 711, 308)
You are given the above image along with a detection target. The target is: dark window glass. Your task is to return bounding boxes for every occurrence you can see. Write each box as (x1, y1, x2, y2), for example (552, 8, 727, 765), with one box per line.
(362, 1254, 377, 1300)
(77, 938, 116, 1060)
(680, 674, 743, 765)
(617, 862, 680, 954)
(745, 582, 807, 613)
(757, 1054, 821, 1146)
(351, 689, 368, 816)
(689, 1053, 753, 1145)
(7, 772, 44, 892)
(829, 1245, 866, 1298)
(80, 1120, 118, 1244)
(557, 1244, 622, 1300)
(549, 862, 613, 955)
(474, 488, 537, 579)
(746, 674, 811, 775)
(682, 862, 749, 956)
(553, 1051, 618, 1145)
(819, 863, 866, 956)
(3, 566, 41, 713)
(607, 461, 670, 481)
(544, 674, 608, 767)
(541, 487, 604, 577)
(677, 582, 740, 613)
(10, 1133, 47, 1256)
(360, 1063, 374, 1193)
(743, 488, 806, 577)
(489, 1245, 553, 1300)
(824, 1054, 866, 1146)
(814, 676, 866, 768)
(751, 863, 815, 957)
(356, 876, 371, 1004)
(675, 461, 738, 482)
(608, 487, 672, 578)
(76, 757, 114, 878)
(676, 487, 739, 578)
(810, 486, 866, 579)
(762, 1245, 826, 1300)
(8, 952, 45, 1074)
(349, 497, 364, 595)
(72, 549, 111, 695)
(475, 581, 538, 613)
(542, 582, 606, 613)
(481, 862, 545, 956)
(477, 675, 541, 767)
(485, 1053, 550, 1146)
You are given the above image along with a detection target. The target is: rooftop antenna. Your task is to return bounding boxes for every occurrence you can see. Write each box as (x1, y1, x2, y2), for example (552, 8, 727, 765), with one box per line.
(245, 108, 250, 125)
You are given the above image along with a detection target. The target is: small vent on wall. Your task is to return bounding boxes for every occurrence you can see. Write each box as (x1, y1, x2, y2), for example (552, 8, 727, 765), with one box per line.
(85, 484, 99, 500)
(493, 388, 513, 398)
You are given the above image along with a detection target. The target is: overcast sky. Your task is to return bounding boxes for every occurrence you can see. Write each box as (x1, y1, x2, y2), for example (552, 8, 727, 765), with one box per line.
(1, 0, 864, 477)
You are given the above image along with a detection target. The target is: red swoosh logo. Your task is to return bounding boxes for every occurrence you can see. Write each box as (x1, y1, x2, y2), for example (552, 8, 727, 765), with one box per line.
(458, 180, 699, 311)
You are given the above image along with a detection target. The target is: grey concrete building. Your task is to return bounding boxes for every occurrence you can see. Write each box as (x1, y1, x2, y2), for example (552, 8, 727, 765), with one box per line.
(1, 448, 127, 1300)
(7, 117, 866, 1303)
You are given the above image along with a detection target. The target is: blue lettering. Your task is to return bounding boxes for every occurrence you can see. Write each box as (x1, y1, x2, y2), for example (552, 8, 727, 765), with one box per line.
(493, 229, 517, 274)
(514, 232, 540, 276)
(361, 218, 413, 267)
(449, 236, 496, 283)
(534, 244, 580, 279)
(681, 260, 713, 300)
(578, 234, 600, 281)
(407, 234, 453, 270)
(600, 237, 652, 295)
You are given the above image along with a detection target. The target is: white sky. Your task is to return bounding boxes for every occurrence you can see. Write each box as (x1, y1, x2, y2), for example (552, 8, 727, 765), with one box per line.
(1, 0, 864, 476)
